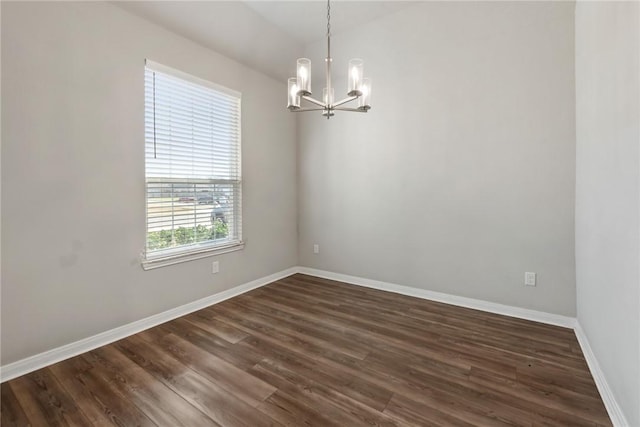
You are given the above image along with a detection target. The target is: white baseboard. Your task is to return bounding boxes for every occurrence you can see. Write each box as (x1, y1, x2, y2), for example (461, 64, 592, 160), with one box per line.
(574, 322, 630, 427)
(0, 267, 298, 383)
(297, 267, 576, 328)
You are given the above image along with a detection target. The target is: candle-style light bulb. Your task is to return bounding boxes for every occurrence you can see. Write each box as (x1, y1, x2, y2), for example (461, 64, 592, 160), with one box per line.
(322, 87, 335, 117)
(323, 87, 335, 106)
(347, 58, 363, 96)
(296, 58, 311, 95)
(358, 78, 372, 111)
(287, 77, 300, 110)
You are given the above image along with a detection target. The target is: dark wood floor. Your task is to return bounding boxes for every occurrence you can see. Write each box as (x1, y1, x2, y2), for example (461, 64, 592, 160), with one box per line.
(1, 274, 611, 426)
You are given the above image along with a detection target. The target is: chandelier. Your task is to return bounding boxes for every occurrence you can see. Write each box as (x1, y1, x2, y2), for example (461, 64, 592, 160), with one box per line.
(287, 0, 372, 118)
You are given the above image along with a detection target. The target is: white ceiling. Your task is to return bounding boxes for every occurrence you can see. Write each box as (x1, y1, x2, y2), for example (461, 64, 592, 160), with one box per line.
(244, 1, 415, 45)
(114, 1, 415, 81)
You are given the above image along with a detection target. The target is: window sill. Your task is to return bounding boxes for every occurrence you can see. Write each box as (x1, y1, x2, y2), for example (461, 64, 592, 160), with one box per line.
(141, 241, 244, 270)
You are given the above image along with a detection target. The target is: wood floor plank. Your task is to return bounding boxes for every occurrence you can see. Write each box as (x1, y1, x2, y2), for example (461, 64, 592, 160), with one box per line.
(200, 303, 368, 369)
(84, 345, 219, 426)
(182, 313, 249, 344)
(516, 363, 601, 399)
(383, 392, 484, 427)
(115, 334, 280, 427)
(1, 383, 32, 427)
(2, 273, 611, 426)
(9, 367, 95, 427)
(224, 297, 377, 359)
(154, 317, 264, 371)
(255, 390, 342, 427)
(48, 356, 155, 427)
(47, 357, 117, 426)
(249, 359, 399, 427)
(141, 331, 277, 407)
(362, 354, 536, 426)
(469, 366, 610, 425)
(237, 335, 393, 411)
(213, 300, 371, 360)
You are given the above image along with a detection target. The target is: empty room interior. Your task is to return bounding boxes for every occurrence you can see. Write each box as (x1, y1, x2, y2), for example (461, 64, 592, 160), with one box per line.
(1, 0, 639, 426)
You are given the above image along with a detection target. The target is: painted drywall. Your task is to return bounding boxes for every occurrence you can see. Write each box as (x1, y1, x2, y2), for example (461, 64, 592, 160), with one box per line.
(575, 1, 640, 425)
(1, 1, 297, 365)
(298, 1, 577, 316)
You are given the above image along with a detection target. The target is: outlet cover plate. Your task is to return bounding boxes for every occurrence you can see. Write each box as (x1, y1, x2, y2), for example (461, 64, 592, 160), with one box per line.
(525, 272, 536, 286)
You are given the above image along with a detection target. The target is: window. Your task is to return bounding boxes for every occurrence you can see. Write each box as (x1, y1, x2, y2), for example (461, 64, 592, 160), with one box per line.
(142, 60, 242, 269)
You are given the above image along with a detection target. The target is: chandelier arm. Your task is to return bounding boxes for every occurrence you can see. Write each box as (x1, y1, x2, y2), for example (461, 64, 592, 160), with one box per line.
(290, 107, 328, 112)
(333, 107, 368, 112)
(332, 96, 359, 108)
(302, 95, 327, 108)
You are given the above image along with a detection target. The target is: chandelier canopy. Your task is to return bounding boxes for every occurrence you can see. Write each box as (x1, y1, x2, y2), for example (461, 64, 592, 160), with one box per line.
(287, 0, 372, 118)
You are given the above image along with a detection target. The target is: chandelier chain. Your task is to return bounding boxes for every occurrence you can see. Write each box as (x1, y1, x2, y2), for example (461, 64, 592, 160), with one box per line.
(327, 0, 331, 38)
(326, 0, 331, 60)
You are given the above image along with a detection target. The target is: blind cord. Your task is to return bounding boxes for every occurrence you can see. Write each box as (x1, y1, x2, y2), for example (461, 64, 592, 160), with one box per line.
(153, 71, 157, 159)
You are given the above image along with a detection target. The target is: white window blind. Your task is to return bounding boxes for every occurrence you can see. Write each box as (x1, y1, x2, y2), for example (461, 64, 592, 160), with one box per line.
(144, 60, 242, 264)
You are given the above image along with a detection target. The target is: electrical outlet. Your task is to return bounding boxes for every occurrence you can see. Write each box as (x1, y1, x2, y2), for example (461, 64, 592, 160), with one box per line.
(313, 244, 319, 254)
(525, 272, 536, 286)
(212, 261, 219, 274)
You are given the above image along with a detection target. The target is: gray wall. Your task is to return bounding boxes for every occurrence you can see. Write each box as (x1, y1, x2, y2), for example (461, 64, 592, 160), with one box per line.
(1, 2, 297, 365)
(575, 2, 640, 425)
(298, 1, 577, 316)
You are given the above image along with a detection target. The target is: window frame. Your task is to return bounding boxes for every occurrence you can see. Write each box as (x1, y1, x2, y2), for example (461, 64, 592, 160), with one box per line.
(141, 60, 243, 270)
